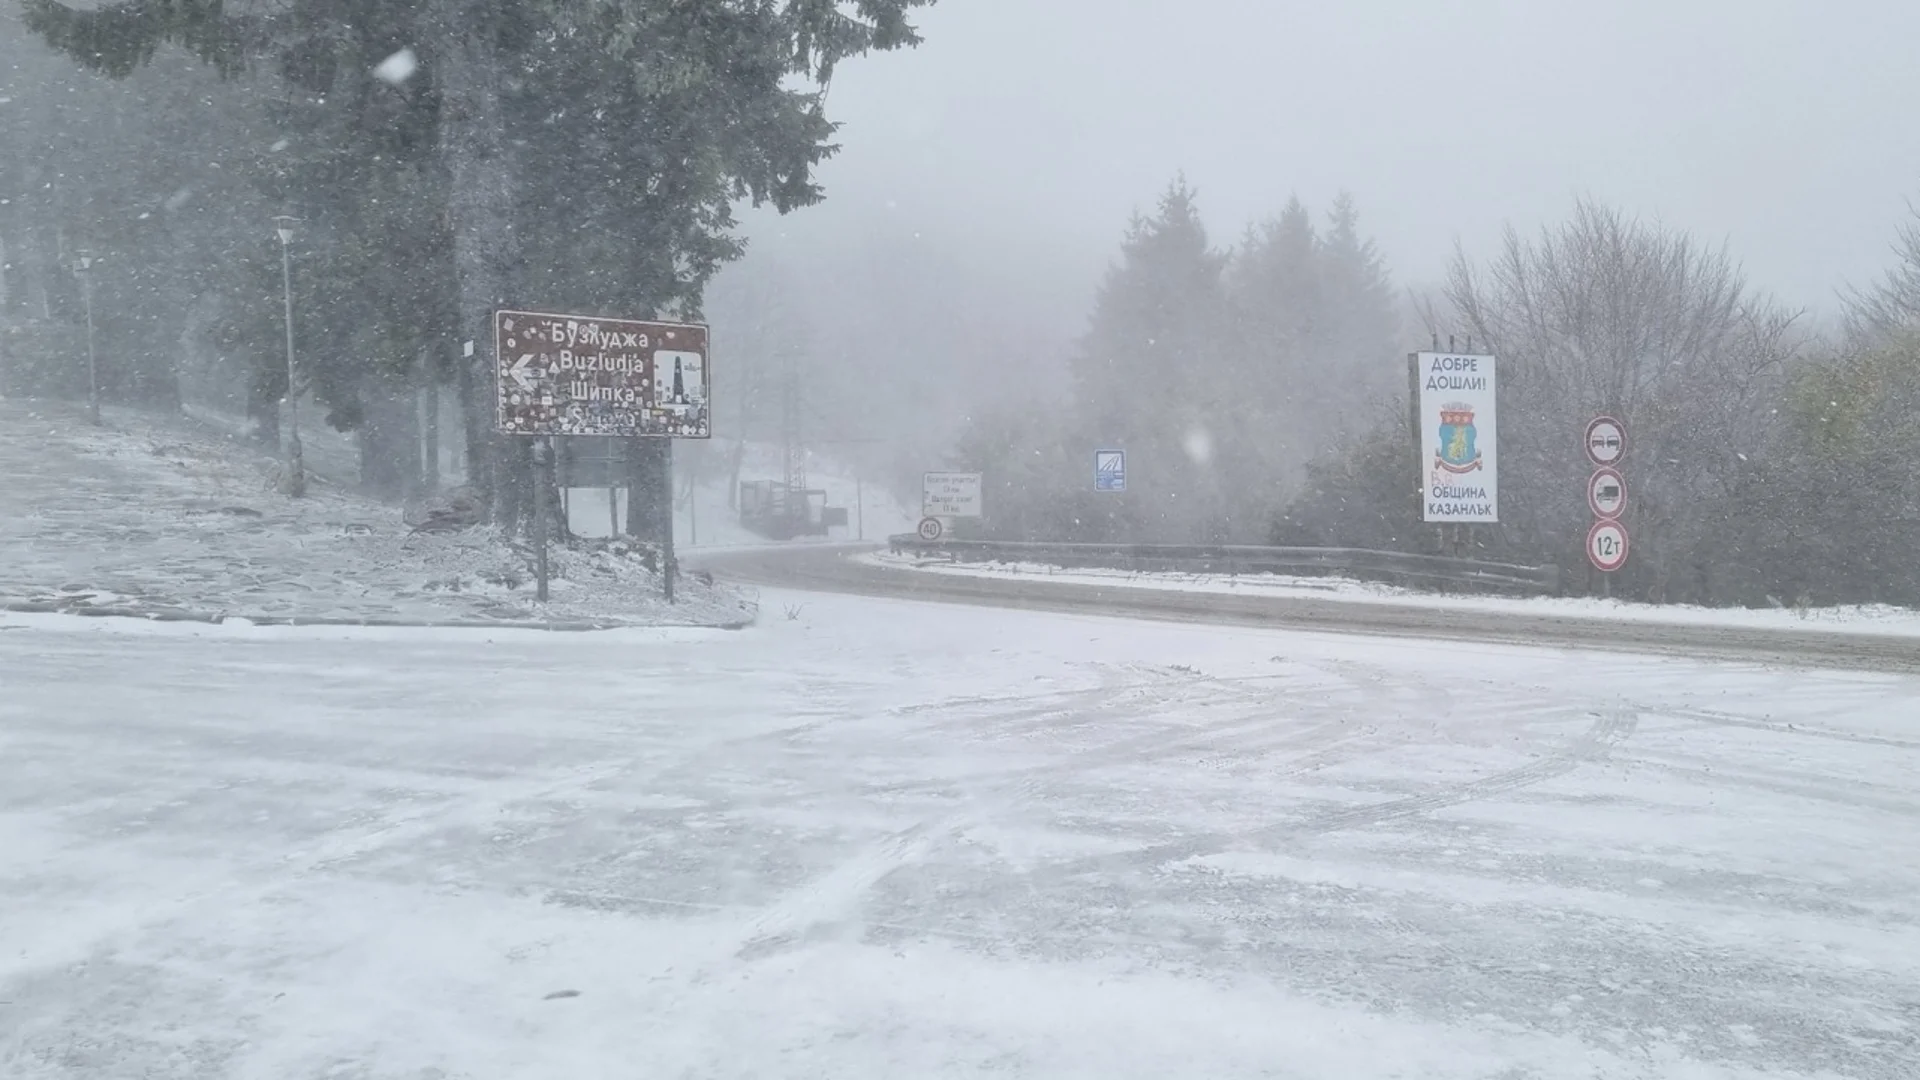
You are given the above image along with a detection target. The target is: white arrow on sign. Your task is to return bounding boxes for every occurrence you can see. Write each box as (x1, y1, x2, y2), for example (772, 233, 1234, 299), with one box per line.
(508, 354, 539, 392)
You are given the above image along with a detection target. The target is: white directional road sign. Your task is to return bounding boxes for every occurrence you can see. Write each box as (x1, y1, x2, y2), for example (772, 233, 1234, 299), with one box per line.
(1588, 467, 1627, 520)
(923, 472, 983, 518)
(1095, 449, 1126, 492)
(1587, 519, 1630, 573)
(1585, 416, 1626, 467)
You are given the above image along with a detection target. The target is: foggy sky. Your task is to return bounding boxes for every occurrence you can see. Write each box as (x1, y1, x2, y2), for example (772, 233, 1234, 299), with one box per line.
(747, 0, 1920, 318)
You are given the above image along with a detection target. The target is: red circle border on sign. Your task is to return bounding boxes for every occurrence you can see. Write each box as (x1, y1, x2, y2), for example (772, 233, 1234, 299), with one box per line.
(1586, 518, 1629, 573)
(1584, 415, 1626, 467)
(1587, 466, 1627, 521)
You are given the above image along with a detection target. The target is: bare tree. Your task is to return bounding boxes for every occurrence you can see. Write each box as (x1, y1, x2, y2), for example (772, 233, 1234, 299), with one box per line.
(1444, 199, 1799, 598)
(1844, 201, 1920, 345)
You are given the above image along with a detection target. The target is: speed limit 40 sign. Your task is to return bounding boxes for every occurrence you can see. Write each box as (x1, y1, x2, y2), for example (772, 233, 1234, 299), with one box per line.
(1587, 519, 1629, 573)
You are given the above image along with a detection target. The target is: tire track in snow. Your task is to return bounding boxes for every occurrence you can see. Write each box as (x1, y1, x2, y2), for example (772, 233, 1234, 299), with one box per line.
(1289, 707, 1638, 834)
(1656, 707, 1920, 750)
(1036, 707, 1641, 880)
(682, 670, 1343, 967)
(740, 663, 1403, 810)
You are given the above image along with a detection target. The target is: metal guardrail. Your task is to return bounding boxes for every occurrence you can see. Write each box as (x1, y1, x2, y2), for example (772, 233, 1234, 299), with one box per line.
(886, 537, 1561, 595)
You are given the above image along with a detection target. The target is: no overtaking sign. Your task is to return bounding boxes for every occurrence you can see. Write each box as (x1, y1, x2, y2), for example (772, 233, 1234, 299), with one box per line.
(1584, 416, 1625, 467)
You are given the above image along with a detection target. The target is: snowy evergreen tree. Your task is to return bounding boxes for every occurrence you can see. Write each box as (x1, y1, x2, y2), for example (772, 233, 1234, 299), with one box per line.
(1312, 192, 1399, 423)
(20, 0, 934, 523)
(1071, 179, 1231, 542)
(1222, 196, 1320, 520)
(1225, 193, 1397, 534)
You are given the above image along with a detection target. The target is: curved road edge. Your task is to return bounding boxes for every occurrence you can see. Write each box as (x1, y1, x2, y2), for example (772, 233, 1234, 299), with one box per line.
(689, 544, 1920, 674)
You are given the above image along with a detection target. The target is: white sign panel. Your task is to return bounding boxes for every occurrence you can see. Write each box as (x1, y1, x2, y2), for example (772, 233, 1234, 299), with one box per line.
(1417, 352, 1498, 522)
(923, 472, 983, 518)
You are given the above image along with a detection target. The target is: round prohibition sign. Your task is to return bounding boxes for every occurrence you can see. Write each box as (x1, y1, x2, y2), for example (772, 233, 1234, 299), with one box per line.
(1585, 416, 1626, 467)
(916, 517, 945, 542)
(1587, 519, 1629, 573)
(1587, 467, 1627, 520)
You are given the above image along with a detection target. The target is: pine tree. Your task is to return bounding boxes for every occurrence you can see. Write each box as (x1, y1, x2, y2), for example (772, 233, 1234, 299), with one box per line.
(1222, 196, 1320, 521)
(1221, 193, 1398, 537)
(1072, 179, 1231, 542)
(22, 0, 934, 522)
(1313, 192, 1398, 422)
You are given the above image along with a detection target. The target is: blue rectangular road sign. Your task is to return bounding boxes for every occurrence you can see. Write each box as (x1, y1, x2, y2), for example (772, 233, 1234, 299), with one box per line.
(1095, 449, 1126, 492)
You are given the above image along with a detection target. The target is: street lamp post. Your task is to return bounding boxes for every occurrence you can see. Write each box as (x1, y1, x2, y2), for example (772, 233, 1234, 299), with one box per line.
(73, 252, 99, 425)
(273, 216, 305, 497)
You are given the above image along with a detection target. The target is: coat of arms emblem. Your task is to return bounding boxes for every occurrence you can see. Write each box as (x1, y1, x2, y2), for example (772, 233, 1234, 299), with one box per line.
(1435, 403, 1483, 474)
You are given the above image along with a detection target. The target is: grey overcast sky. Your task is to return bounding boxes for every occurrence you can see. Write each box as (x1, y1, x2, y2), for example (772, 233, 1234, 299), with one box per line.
(747, 0, 1920, 317)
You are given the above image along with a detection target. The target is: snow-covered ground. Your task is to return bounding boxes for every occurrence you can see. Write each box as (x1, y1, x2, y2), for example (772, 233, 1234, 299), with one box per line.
(3, 594, 1915, 1078)
(0, 400, 752, 628)
(864, 551, 1920, 638)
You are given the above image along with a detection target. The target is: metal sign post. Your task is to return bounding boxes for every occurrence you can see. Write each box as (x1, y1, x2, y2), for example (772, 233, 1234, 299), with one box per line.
(531, 438, 552, 602)
(73, 253, 100, 426)
(662, 440, 676, 604)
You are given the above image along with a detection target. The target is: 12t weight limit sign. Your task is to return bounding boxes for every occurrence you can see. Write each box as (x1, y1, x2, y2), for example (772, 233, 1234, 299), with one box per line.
(1587, 519, 1629, 573)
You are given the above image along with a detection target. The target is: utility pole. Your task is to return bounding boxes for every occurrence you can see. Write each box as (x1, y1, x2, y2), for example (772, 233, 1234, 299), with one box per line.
(273, 216, 306, 497)
(73, 252, 99, 425)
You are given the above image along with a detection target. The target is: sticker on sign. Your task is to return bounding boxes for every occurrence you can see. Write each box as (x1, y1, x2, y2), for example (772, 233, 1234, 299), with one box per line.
(495, 309, 710, 438)
(923, 472, 983, 518)
(1587, 519, 1630, 573)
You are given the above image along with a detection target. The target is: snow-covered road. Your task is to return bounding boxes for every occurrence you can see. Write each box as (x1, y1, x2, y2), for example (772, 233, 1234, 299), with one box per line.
(3, 595, 1916, 1078)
